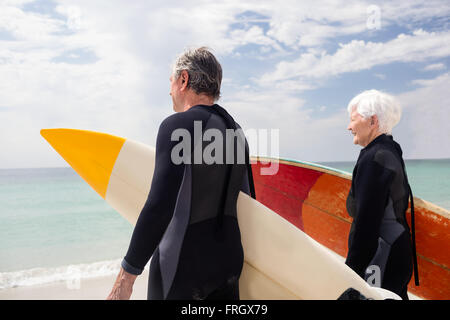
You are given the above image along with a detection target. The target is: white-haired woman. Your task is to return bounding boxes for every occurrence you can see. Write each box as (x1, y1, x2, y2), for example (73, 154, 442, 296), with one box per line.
(345, 89, 419, 300)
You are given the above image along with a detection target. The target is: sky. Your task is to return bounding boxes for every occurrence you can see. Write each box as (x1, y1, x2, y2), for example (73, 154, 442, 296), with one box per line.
(0, 0, 449, 168)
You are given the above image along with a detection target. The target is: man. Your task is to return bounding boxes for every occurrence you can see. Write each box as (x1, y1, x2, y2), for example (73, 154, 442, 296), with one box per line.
(107, 47, 255, 300)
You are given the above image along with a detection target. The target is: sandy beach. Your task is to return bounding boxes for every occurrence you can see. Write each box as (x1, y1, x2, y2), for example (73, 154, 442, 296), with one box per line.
(0, 269, 421, 300)
(0, 248, 421, 300)
(0, 269, 149, 300)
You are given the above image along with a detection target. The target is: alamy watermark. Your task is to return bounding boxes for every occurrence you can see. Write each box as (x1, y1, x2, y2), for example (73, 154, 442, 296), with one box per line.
(170, 121, 279, 175)
(66, 265, 81, 290)
(365, 265, 381, 288)
(367, 5, 381, 30)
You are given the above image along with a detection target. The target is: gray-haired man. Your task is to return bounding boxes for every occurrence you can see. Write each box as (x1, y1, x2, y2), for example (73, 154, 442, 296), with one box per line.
(107, 47, 255, 300)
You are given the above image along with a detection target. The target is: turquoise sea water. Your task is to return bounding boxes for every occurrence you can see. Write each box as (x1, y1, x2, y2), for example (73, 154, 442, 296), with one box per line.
(0, 159, 449, 288)
(0, 168, 133, 274)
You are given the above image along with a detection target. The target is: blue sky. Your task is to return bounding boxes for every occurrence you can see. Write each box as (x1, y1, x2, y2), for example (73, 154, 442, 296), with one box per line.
(0, 0, 449, 168)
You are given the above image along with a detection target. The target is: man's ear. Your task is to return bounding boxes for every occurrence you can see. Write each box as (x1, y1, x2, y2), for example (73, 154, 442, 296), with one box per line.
(180, 70, 189, 91)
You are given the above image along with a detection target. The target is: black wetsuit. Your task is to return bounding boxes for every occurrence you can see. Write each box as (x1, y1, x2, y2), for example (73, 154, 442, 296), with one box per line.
(121, 104, 254, 300)
(345, 134, 418, 300)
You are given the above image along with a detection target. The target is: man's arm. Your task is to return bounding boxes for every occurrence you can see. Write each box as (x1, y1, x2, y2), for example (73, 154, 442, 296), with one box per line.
(107, 115, 186, 299)
(106, 268, 137, 300)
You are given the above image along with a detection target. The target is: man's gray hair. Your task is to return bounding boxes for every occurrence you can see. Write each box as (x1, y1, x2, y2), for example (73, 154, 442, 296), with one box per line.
(172, 47, 222, 101)
(347, 89, 402, 134)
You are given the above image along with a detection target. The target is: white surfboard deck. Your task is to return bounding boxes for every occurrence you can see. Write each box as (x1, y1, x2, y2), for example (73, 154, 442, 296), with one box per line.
(40, 129, 400, 300)
(106, 139, 399, 300)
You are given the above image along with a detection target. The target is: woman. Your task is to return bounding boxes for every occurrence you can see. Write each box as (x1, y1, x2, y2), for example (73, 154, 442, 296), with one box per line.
(345, 89, 418, 300)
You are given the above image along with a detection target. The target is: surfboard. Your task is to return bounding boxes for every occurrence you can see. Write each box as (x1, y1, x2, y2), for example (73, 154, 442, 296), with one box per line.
(252, 157, 450, 300)
(40, 128, 400, 300)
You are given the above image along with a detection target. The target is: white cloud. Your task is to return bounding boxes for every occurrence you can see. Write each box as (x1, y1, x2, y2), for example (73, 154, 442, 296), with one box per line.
(0, 2, 166, 167)
(0, 0, 34, 7)
(254, 0, 450, 50)
(261, 29, 450, 89)
(222, 87, 357, 162)
(422, 63, 446, 71)
(55, 5, 83, 31)
(1, 0, 450, 168)
(228, 25, 281, 50)
(265, 3, 368, 48)
(223, 72, 450, 163)
(0, 5, 64, 42)
(374, 73, 386, 79)
(395, 72, 450, 159)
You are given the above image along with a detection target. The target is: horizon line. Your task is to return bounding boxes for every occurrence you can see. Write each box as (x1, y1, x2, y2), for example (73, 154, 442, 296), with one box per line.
(1, 156, 450, 170)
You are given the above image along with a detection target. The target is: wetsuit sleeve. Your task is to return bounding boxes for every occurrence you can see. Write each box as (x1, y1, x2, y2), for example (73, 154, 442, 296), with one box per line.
(240, 140, 253, 196)
(121, 116, 185, 275)
(236, 123, 255, 198)
(345, 158, 395, 278)
(241, 169, 251, 195)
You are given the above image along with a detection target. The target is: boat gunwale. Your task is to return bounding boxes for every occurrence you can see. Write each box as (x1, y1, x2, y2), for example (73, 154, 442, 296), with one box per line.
(251, 156, 450, 220)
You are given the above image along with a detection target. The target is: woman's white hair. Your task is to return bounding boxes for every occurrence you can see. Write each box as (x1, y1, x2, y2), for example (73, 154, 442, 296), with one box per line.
(347, 89, 402, 134)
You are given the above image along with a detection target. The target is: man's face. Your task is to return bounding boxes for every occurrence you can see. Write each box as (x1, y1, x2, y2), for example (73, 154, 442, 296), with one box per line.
(170, 71, 188, 112)
(347, 107, 373, 147)
(170, 74, 181, 112)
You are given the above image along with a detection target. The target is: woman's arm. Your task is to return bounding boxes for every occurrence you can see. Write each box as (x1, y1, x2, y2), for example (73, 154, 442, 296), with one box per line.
(345, 158, 394, 278)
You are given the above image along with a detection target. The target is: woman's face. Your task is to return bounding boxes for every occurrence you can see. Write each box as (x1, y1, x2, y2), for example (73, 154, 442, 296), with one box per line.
(347, 107, 375, 147)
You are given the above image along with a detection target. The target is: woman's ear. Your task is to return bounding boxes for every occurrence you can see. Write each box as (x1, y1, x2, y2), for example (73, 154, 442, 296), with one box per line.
(371, 115, 379, 127)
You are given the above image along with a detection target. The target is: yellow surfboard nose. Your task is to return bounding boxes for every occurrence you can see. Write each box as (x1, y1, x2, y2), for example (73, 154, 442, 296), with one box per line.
(40, 128, 126, 199)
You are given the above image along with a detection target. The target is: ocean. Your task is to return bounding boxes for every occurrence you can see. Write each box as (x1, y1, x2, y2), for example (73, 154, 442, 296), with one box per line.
(1, 159, 449, 290)
(0, 168, 133, 289)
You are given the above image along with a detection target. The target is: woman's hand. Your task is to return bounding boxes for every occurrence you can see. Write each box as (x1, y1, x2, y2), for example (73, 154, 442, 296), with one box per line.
(107, 267, 138, 300)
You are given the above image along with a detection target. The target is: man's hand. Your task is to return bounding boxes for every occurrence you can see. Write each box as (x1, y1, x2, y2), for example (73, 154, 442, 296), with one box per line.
(107, 267, 138, 300)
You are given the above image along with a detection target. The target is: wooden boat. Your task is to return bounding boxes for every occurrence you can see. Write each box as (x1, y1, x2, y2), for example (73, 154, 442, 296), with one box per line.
(251, 157, 450, 300)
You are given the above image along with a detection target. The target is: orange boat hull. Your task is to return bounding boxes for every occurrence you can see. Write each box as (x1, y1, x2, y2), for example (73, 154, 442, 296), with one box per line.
(251, 158, 450, 300)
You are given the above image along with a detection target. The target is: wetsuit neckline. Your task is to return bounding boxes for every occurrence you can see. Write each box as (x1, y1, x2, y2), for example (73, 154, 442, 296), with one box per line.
(362, 133, 404, 158)
(362, 133, 389, 151)
(189, 104, 220, 111)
